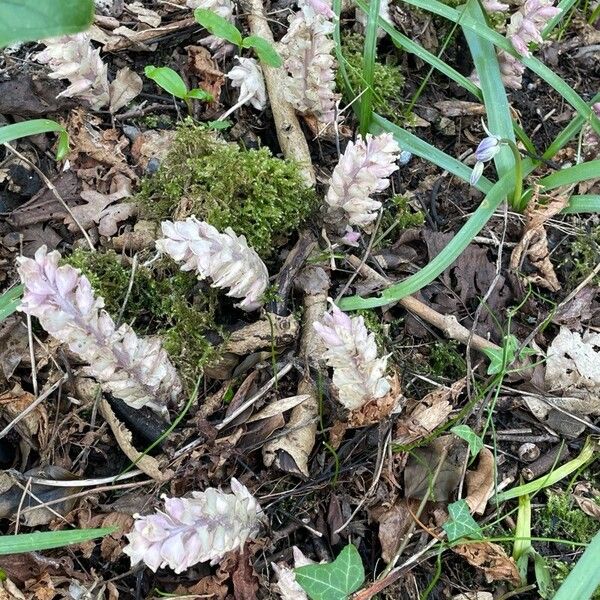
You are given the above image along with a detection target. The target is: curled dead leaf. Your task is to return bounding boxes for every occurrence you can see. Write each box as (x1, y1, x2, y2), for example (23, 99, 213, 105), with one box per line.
(452, 541, 521, 586)
(465, 447, 495, 515)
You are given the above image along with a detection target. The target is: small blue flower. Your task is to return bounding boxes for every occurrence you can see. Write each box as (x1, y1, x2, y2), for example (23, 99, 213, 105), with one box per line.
(475, 135, 502, 162)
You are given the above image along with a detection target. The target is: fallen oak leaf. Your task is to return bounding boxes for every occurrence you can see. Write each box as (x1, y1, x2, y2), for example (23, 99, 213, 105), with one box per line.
(452, 541, 521, 586)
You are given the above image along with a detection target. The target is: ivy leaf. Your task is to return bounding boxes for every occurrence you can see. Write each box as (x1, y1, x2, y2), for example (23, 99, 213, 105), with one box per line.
(451, 424, 483, 458)
(242, 35, 283, 67)
(482, 334, 535, 375)
(144, 66, 188, 99)
(194, 8, 243, 46)
(442, 500, 484, 543)
(295, 544, 365, 600)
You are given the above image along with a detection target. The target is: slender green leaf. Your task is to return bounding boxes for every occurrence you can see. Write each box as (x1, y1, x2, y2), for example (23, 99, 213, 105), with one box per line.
(399, 0, 600, 136)
(358, 0, 381, 135)
(186, 88, 213, 101)
(0, 527, 116, 555)
(0, 285, 22, 322)
(354, 0, 481, 99)
(443, 500, 483, 542)
(0, 120, 69, 160)
(532, 549, 553, 599)
(451, 425, 483, 458)
(371, 114, 494, 192)
(144, 66, 188, 99)
(563, 195, 600, 214)
(542, 0, 578, 37)
(338, 171, 513, 310)
(194, 8, 243, 46)
(513, 492, 531, 562)
(539, 160, 600, 190)
(495, 438, 597, 503)
(463, 0, 514, 179)
(242, 35, 282, 67)
(0, 0, 93, 47)
(553, 529, 600, 600)
(295, 544, 365, 600)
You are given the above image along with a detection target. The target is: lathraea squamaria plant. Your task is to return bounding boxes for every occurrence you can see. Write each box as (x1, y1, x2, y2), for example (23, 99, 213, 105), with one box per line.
(155, 217, 269, 311)
(123, 478, 264, 573)
(314, 302, 391, 410)
(325, 132, 400, 233)
(17, 246, 181, 416)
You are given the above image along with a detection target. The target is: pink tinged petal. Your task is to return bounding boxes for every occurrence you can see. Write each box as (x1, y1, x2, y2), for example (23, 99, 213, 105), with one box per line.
(55, 266, 79, 297)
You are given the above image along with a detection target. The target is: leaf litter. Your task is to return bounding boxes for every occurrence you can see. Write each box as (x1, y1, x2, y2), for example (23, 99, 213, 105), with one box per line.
(0, 0, 599, 597)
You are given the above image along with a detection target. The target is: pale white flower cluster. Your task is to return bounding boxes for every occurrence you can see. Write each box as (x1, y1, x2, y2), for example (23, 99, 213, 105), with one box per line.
(123, 478, 263, 573)
(279, 2, 338, 126)
(314, 303, 390, 410)
(187, 0, 235, 51)
(156, 217, 269, 311)
(494, 0, 560, 89)
(35, 33, 110, 110)
(325, 133, 400, 231)
(226, 57, 267, 111)
(17, 247, 181, 416)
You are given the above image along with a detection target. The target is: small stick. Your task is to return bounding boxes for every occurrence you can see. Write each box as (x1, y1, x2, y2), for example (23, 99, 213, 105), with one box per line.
(345, 255, 500, 354)
(242, 0, 316, 187)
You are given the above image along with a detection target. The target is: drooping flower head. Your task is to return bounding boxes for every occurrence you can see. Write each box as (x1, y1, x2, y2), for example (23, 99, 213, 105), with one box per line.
(123, 478, 264, 573)
(470, 124, 503, 185)
(226, 57, 267, 111)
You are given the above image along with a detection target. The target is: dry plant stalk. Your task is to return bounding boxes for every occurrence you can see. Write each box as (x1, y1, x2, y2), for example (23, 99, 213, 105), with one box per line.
(242, 0, 316, 186)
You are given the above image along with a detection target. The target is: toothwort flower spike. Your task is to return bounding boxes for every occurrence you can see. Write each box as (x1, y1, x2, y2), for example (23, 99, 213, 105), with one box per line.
(17, 247, 181, 416)
(313, 302, 390, 410)
(507, 0, 560, 57)
(123, 478, 264, 573)
(279, 4, 339, 126)
(155, 217, 269, 311)
(35, 33, 110, 110)
(325, 133, 400, 231)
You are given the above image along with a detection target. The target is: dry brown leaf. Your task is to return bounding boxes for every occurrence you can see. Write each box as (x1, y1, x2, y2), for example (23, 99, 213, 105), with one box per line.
(65, 185, 131, 233)
(79, 511, 134, 560)
(372, 499, 419, 563)
(465, 447, 495, 515)
(346, 373, 403, 429)
(98, 201, 138, 236)
(434, 100, 486, 117)
(104, 17, 196, 52)
(0, 578, 26, 600)
(127, 1, 161, 26)
(109, 66, 143, 113)
(187, 45, 225, 102)
(394, 378, 465, 445)
(0, 385, 48, 453)
(99, 397, 172, 481)
(573, 494, 600, 520)
(452, 541, 521, 586)
(246, 395, 311, 423)
(510, 192, 569, 292)
(131, 129, 176, 172)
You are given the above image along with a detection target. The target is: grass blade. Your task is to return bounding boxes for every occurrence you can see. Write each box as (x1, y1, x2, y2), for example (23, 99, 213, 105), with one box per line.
(462, 0, 514, 179)
(354, 0, 482, 99)
(0, 527, 116, 555)
(358, 0, 381, 134)
(540, 160, 600, 190)
(0, 120, 69, 160)
(553, 529, 600, 600)
(562, 195, 600, 214)
(338, 171, 514, 310)
(371, 114, 495, 192)
(0, 285, 23, 322)
(399, 0, 600, 136)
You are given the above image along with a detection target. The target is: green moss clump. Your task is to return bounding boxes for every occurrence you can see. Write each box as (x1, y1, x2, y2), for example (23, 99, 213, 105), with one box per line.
(563, 224, 600, 287)
(428, 340, 466, 378)
(136, 120, 316, 258)
(65, 250, 219, 388)
(338, 33, 405, 119)
(537, 490, 600, 548)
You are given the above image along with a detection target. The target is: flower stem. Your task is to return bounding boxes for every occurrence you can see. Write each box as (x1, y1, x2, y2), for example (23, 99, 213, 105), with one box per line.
(503, 139, 524, 211)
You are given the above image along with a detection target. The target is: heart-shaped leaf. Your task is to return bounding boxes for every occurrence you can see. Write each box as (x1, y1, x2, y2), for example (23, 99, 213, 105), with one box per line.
(295, 544, 365, 600)
(194, 8, 243, 46)
(443, 499, 484, 543)
(451, 424, 483, 458)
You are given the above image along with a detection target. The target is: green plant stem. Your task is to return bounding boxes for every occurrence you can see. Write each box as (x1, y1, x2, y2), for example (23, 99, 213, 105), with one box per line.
(503, 139, 524, 210)
(359, 0, 381, 135)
